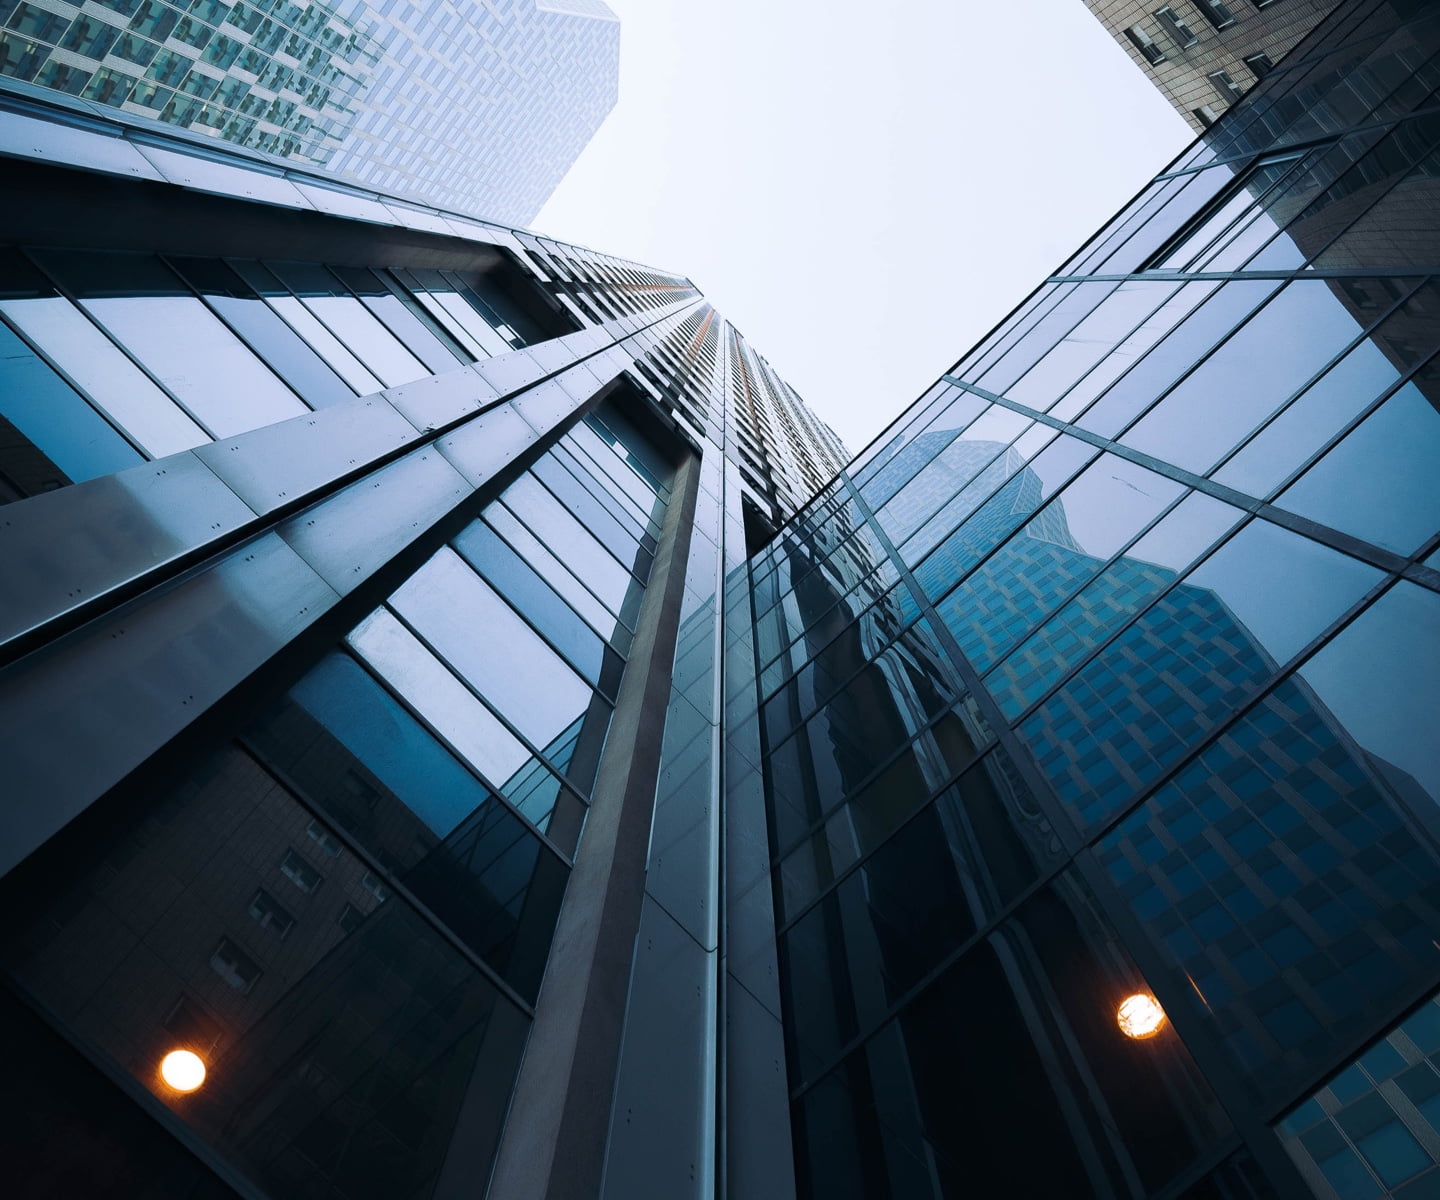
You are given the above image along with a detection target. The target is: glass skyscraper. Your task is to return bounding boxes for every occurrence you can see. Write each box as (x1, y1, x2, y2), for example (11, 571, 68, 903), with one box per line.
(0, 1, 1437, 1198)
(0, 0, 620, 224)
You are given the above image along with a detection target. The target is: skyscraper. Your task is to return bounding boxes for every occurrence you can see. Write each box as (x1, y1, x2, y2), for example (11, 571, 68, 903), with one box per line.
(1, 0, 1438, 1197)
(0, 0, 620, 224)
(1083, 0, 1342, 129)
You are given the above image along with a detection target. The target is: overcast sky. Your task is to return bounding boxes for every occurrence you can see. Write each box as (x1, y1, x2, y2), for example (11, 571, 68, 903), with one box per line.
(534, 0, 1192, 457)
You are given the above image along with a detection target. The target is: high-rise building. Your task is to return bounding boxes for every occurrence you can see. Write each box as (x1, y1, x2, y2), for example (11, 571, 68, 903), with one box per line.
(0, 0, 620, 224)
(1083, 0, 1342, 130)
(1, 1, 1438, 1198)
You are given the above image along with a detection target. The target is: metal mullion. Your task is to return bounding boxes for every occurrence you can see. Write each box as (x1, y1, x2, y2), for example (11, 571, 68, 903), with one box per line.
(546, 441, 653, 548)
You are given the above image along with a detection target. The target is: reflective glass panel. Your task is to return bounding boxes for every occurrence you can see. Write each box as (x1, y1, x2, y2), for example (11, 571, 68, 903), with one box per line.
(0, 320, 143, 486)
(1277, 369, 1440, 555)
(0, 296, 207, 456)
(1122, 282, 1371, 473)
(0, 746, 530, 1200)
(389, 548, 596, 760)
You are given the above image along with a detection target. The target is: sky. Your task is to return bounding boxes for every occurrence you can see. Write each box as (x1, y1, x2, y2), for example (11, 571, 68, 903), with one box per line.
(533, 0, 1193, 457)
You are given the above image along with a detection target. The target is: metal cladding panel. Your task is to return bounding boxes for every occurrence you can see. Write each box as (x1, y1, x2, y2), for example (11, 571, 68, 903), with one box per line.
(600, 895, 715, 1200)
(0, 532, 337, 874)
(194, 394, 421, 517)
(0, 110, 164, 181)
(724, 761, 771, 903)
(526, 337, 579, 374)
(379, 201, 456, 236)
(646, 694, 720, 952)
(724, 974, 798, 1200)
(131, 142, 314, 210)
(275, 447, 470, 594)
(435, 404, 541, 487)
(0, 453, 257, 648)
(725, 874, 784, 1022)
(473, 348, 547, 396)
(511, 378, 585, 436)
(291, 180, 395, 224)
(382, 367, 502, 432)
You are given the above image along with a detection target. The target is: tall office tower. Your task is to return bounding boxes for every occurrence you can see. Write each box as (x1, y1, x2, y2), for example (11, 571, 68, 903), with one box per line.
(0, 0, 620, 224)
(0, 80, 844, 1199)
(754, 0, 1440, 1196)
(3, 3, 1439, 1200)
(1084, 0, 1342, 129)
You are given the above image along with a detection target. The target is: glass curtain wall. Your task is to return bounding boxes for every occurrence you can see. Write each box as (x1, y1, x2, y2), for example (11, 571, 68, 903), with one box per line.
(0, 400, 676, 1200)
(0, 245, 543, 501)
(750, 3, 1440, 1197)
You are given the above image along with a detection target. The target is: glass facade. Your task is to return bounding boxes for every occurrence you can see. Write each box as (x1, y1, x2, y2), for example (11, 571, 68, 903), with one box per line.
(0, 0, 619, 225)
(746, 3, 1440, 1197)
(2, 2, 1438, 1199)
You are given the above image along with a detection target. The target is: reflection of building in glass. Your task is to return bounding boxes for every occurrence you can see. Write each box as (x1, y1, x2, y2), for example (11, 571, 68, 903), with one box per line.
(0, 0, 620, 224)
(2, 2, 1440, 1199)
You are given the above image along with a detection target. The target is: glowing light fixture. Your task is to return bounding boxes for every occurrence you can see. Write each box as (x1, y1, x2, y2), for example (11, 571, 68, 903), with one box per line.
(160, 1049, 207, 1092)
(1117, 993, 1166, 1040)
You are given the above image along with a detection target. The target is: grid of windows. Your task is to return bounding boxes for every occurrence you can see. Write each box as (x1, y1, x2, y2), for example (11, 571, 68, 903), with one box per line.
(752, 4, 1440, 1197)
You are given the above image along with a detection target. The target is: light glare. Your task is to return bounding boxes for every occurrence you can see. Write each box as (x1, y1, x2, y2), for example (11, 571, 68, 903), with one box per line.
(160, 1049, 206, 1092)
(1117, 993, 1166, 1040)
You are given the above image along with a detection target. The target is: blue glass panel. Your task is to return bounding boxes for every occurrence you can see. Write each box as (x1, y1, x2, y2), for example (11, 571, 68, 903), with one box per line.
(0, 321, 141, 485)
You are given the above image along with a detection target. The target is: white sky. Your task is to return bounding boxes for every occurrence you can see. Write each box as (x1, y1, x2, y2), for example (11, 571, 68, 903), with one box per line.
(533, 0, 1192, 457)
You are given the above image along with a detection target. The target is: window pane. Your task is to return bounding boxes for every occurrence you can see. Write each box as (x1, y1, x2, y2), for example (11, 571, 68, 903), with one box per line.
(390, 548, 595, 756)
(0, 296, 207, 456)
(80, 296, 308, 437)
(1122, 281, 1373, 473)
(1277, 370, 1440, 555)
(0, 321, 141, 485)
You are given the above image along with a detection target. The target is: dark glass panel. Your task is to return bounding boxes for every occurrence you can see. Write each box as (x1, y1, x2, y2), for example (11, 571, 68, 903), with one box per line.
(0, 320, 141, 488)
(1277, 994, 1440, 1198)
(0, 747, 530, 1200)
(246, 654, 566, 998)
(1100, 673, 1440, 1095)
(1021, 521, 1380, 830)
(1295, 581, 1440, 806)
(792, 877, 1229, 1198)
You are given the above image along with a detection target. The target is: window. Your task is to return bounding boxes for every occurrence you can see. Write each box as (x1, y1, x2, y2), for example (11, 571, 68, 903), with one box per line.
(1244, 51, 1274, 78)
(361, 870, 390, 903)
(338, 903, 366, 934)
(247, 889, 295, 938)
(1194, 0, 1237, 29)
(1209, 69, 1245, 102)
(1124, 25, 1167, 65)
(280, 848, 323, 894)
(1192, 104, 1223, 127)
(1154, 7, 1198, 48)
(209, 938, 262, 993)
(306, 820, 343, 857)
